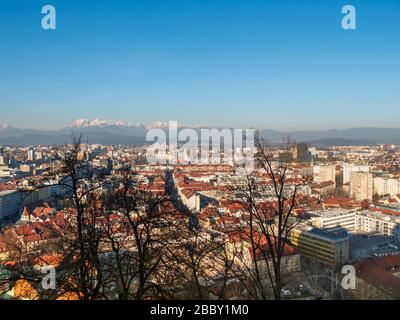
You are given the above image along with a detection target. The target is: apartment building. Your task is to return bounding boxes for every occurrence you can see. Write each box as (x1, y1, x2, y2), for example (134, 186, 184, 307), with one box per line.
(350, 171, 373, 201)
(0, 190, 21, 219)
(343, 163, 369, 184)
(373, 176, 400, 196)
(308, 209, 400, 239)
(313, 165, 336, 186)
(355, 211, 400, 238)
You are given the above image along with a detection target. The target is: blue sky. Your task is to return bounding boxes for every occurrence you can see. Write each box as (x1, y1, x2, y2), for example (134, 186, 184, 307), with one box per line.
(0, 0, 399, 130)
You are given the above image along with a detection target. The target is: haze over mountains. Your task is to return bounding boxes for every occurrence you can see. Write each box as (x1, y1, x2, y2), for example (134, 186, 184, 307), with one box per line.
(0, 119, 399, 146)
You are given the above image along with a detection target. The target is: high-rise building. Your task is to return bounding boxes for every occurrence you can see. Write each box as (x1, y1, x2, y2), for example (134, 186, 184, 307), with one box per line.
(27, 148, 35, 161)
(291, 143, 311, 163)
(350, 172, 373, 201)
(343, 163, 369, 184)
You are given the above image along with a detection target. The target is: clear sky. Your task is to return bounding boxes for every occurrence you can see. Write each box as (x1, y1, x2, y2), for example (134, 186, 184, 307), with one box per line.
(0, 0, 399, 130)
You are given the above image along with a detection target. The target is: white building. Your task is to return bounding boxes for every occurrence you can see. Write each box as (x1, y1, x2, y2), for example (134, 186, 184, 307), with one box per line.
(355, 211, 400, 238)
(308, 209, 400, 240)
(27, 148, 35, 161)
(373, 177, 400, 196)
(343, 163, 369, 184)
(0, 155, 9, 166)
(309, 209, 357, 231)
(35, 151, 43, 160)
(0, 165, 12, 178)
(313, 165, 336, 185)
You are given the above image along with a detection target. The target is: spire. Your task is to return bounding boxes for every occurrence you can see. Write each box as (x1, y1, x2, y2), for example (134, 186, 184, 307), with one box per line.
(22, 207, 31, 221)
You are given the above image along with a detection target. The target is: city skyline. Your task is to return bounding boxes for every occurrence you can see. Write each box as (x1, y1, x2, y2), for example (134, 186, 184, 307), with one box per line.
(1, 0, 400, 130)
(2, 0, 400, 306)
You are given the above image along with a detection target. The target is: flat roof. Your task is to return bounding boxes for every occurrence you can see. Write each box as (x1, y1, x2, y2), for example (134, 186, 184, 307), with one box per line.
(0, 190, 18, 196)
(350, 234, 396, 251)
(295, 224, 350, 241)
(308, 209, 356, 218)
(357, 210, 400, 223)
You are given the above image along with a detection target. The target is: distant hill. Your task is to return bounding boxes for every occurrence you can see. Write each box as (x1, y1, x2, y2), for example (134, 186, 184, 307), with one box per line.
(307, 138, 376, 146)
(259, 127, 400, 144)
(1, 119, 400, 146)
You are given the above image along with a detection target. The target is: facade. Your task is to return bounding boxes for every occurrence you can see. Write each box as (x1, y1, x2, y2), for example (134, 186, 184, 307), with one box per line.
(309, 209, 400, 239)
(314, 165, 336, 185)
(180, 189, 201, 212)
(355, 211, 400, 238)
(27, 148, 35, 162)
(0, 156, 9, 166)
(343, 163, 369, 184)
(0, 190, 21, 219)
(373, 177, 400, 196)
(311, 180, 335, 196)
(0, 165, 12, 178)
(292, 143, 311, 163)
(291, 225, 350, 267)
(257, 252, 301, 281)
(350, 172, 373, 201)
(309, 209, 357, 231)
(227, 239, 301, 282)
(21, 183, 70, 206)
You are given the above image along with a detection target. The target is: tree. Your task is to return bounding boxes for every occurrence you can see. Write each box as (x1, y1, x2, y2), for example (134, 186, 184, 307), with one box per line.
(49, 134, 106, 300)
(157, 216, 239, 300)
(232, 132, 309, 299)
(100, 168, 168, 299)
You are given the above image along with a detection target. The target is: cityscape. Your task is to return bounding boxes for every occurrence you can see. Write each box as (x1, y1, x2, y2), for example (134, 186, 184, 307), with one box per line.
(1, 124, 400, 300)
(1, 0, 400, 309)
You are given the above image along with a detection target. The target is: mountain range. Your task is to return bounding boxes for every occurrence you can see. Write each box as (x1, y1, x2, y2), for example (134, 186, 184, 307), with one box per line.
(0, 118, 399, 146)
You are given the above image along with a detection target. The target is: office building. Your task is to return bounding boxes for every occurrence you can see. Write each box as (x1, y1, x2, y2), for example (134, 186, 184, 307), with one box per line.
(291, 224, 350, 267)
(291, 143, 311, 163)
(309, 209, 357, 231)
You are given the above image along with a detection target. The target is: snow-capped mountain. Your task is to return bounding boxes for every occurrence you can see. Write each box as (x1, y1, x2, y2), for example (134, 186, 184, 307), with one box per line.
(71, 118, 177, 130)
(72, 118, 132, 128)
(0, 123, 10, 131)
(145, 121, 171, 130)
(2, 118, 400, 146)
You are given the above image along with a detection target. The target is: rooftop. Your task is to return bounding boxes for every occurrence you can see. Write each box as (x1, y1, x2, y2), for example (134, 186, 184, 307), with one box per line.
(307, 208, 357, 218)
(358, 210, 400, 223)
(295, 223, 351, 242)
(0, 189, 18, 196)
